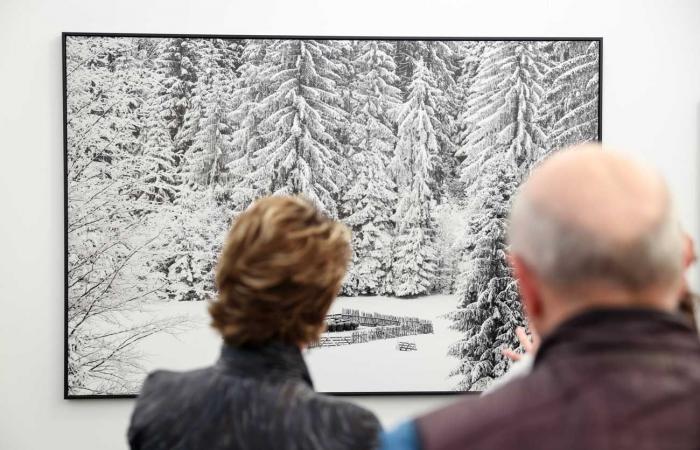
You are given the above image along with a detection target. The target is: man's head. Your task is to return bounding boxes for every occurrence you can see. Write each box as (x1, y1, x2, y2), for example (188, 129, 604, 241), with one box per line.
(209, 195, 351, 347)
(509, 144, 685, 337)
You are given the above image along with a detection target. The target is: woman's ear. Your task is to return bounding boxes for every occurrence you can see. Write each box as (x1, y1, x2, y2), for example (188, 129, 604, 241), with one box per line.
(509, 254, 543, 321)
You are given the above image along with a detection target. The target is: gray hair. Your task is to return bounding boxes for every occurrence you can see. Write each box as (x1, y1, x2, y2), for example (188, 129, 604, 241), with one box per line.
(508, 192, 684, 289)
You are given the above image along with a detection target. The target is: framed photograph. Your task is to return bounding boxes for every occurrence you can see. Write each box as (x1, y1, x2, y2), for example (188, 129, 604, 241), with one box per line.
(64, 33, 602, 397)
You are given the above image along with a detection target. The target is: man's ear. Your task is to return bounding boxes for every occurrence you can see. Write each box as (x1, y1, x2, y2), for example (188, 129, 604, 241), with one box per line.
(682, 232, 696, 269)
(509, 253, 542, 319)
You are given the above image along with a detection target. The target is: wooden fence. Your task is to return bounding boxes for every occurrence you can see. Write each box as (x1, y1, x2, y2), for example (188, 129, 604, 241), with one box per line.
(309, 310, 434, 348)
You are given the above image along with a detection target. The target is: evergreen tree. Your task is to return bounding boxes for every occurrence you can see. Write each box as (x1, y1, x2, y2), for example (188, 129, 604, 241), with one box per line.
(395, 41, 457, 200)
(349, 40, 402, 158)
(134, 38, 199, 203)
(460, 41, 548, 180)
(330, 39, 356, 174)
(340, 41, 401, 295)
(161, 188, 228, 302)
(447, 157, 523, 390)
(225, 39, 273, 213)
(245, 39, 348, 216)
(542, 41, 600, 149)
(165, 39, 241, 302)
(161, 38, 199, 161)
(454, 42, 486, 161)
(341, 151, 397, 295)
(137, 107, 180, 203)
(182, 40, 237, 189)
(389, 60, 441, 297)
(394, 40, 457, 92)
(449, 41, 549, 390)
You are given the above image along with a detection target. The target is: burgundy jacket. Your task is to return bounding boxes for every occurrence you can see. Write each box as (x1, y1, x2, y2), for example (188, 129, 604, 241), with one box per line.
(417, 309, 700, 450)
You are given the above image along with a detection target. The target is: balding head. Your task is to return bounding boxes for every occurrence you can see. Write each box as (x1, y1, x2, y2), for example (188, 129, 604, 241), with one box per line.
(509, 144, 684, 316)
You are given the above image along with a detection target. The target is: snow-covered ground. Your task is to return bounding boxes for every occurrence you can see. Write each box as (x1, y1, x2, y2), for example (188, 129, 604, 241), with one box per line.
(134, 294, 460, 393)
(307, 295, 460, 392)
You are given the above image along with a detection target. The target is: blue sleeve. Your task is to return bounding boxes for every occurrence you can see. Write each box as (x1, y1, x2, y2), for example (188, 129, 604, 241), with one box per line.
(379, 420, 421, 450)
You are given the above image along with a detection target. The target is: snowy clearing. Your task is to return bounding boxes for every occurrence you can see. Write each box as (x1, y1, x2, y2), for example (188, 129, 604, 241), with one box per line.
(134, 295, 460, 393)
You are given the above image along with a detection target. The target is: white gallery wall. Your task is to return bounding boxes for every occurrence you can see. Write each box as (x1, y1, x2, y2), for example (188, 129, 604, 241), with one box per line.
(1, 0, 699, 448)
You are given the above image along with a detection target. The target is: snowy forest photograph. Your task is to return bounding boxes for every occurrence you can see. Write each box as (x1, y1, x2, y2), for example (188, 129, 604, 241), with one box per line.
(64, 34, 601, 396)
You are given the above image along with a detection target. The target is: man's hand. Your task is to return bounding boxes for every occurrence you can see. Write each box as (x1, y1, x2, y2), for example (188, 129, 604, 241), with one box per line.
(502, 326, 540, 361)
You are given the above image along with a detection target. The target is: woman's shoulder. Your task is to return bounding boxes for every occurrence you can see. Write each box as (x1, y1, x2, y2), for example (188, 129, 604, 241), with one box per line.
(302, 390, 382, 434)
(140, 367, 212, 395)
(130, 367, 214, 423)
(283, 390, 381, 449)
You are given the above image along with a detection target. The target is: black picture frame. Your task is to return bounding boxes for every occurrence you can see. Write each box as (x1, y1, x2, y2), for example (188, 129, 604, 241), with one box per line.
(63, 32, 603, 399)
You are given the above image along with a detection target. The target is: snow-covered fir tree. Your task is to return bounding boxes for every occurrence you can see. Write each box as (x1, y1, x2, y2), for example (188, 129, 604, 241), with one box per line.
(182, 40, 237, 188)
(460, 41, 549, 179)
(348, 41, 402, 158)
(395, 41, 457, 200)
(341, 152, 397, 295)
(394, 40, 458, 92)
(225, 39, 274, 214)
(449, 41, 548, 389)
(542, 41, 600, 150)
(389, 60, 441, 297)
(447, 156, 524, 390)
(453, 42, 486, 162)
(161, 188, 229, 302)
(166, 39, 241, 302)
(244, 39, 349, 216)
(160, 38, 199, 160)
(340, 40, 402, 295)
(134, 38, 198, 204)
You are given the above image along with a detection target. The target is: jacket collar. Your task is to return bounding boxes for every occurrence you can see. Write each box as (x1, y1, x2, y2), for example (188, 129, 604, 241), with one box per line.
(534, 307, 699, 367)
(216, 341, 314, 388)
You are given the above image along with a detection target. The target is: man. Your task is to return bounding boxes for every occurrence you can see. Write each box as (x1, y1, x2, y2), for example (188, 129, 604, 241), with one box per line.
(381, 144, 700, 450)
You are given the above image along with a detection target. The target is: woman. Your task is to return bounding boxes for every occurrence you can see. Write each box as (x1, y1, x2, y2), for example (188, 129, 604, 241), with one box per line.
(128, 196, 381, 450)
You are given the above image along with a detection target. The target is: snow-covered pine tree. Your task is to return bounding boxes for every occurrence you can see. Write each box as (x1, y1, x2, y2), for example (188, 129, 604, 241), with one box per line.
(182, 40, 237, 189)
(453, 42, 486, 164)
(162, 38, 199, 161)
(341, 152, 397, 295)
(394, 41, 457, 200)
(329, 39, 356, 177)
(137, 107, 180, 203)
(389, 59, 441, 297)
(165, 39, 240, 302)
(542, 41, 600, 150)
(161, 187, 229, 302)
(460, 41, 549, 179)
(447, 156, 523, 390)
(245, 39, 348, 216)
(394, 40, 458, 92)
(340, 40, 402, 295)
(225, 39, 273, 214)
(447, 42, 488, 210)
(134, 38, 200, 204)
(349, 40, 402, 158)
(449, 41, 548, 390)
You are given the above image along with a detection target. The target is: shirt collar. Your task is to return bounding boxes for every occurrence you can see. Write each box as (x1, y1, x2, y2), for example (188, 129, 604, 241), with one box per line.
(534, 307, 698, 367)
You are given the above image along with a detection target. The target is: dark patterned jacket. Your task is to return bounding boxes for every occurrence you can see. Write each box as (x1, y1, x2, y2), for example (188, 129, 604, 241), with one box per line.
(128, 342, 381, 450)
(416, 309, 700, 450)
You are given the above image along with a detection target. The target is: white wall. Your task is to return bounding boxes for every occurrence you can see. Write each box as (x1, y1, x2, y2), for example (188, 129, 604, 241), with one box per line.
(1, 0, 699, 448)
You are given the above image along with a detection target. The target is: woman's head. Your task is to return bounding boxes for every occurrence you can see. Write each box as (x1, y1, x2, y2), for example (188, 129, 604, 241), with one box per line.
(209, 196, 350, 347)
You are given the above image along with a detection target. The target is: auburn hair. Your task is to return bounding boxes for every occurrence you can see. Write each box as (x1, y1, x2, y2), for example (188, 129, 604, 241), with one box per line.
(209, 195, 350, 347)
